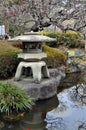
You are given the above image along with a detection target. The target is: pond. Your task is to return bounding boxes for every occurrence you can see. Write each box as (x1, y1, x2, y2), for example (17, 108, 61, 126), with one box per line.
(0, 95, 59, 130)
(0, 71, 86, 130)
(45, 83, 86, 130)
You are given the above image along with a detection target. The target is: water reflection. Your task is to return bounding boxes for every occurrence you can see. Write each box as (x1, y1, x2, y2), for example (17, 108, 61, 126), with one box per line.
(1, 95, 59, 130)
(70, 83, 86, 105)
(1, 76, 86, 130)
(45, 84, 86, 130)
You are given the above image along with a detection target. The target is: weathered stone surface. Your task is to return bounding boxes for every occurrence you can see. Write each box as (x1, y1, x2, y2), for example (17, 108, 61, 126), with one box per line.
(67, 56, 86, 73)
(5, 67, 65, 100)
(8, 78, 58, 100)
(49, 66, 66, 79)
(18, 53, 47, 60)
(44, 25, 62, 32)
(14, 61, 50, 82)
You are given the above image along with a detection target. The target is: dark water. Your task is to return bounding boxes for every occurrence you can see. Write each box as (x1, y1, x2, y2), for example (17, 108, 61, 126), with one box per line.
(0, 96, 59, 130)
(0, 71, 86, 130)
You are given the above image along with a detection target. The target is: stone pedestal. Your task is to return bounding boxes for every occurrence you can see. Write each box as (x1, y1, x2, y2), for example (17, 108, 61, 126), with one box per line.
(14, 61, 50, 82)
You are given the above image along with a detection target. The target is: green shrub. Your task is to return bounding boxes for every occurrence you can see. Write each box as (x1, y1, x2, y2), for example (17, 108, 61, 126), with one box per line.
(0, 82, 34, 115)
(0, 53, 19, 79)
(41, 31, 82, 48)
(41, 31, 60, 47)
(0, 41, 21, 79)
(63, 31, 81, 47)
(43, 45, 66, 68)
(9, 24, 15, 37)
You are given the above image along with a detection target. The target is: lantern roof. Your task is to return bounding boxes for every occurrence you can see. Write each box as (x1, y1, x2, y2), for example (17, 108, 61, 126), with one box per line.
(9, 32, 56, 43)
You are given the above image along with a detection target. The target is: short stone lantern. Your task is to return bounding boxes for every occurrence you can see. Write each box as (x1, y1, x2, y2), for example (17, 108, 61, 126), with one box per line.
(9, 32, 56, 83)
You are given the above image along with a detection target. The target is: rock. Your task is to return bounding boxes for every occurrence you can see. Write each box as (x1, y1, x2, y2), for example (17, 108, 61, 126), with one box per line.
(77, 64, 86, 71)
(49, 66, 66, 79)
(66, 57, 84, 73)
(9, 77, 59, 100)
(75, 49, 84, 58)
(62, 19, 75, 29)
(67, 59, 86, 73)
(3, 112, 25, 122)
(44, 25, 62, 32)
(5, 67, 66, 100)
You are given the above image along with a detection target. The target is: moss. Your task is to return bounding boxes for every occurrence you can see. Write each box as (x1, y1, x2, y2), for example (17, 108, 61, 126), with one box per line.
(43, 45, 66, 68)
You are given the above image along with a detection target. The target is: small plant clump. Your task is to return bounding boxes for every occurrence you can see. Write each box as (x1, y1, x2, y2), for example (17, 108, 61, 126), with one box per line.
(0, 82, 34, 115)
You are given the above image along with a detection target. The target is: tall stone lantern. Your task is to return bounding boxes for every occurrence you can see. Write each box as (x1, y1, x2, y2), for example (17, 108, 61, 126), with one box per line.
(10, 32, 56, 83)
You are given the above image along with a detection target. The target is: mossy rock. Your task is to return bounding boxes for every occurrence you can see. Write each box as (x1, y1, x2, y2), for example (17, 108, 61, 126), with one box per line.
(2, 112, 25, 121)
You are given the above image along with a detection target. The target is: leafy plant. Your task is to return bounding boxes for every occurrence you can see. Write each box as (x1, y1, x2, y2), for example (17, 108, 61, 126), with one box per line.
(0, 53, 19, 79)
(41, 31, 82, 48)
(0, 82, 34, 115)
(40, 31, 61, 47)
(0, 40, 21, 79)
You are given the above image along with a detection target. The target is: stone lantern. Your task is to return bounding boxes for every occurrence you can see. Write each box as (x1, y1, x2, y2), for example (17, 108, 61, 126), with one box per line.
(9, 32, 56, 83)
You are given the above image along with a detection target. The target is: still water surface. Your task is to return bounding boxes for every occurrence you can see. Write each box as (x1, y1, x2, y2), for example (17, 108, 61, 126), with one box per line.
(1, 83, 86, 130)
(1, 82, 86, 130)
(45, 83, 86, 130)
(1, 95, 58, 130)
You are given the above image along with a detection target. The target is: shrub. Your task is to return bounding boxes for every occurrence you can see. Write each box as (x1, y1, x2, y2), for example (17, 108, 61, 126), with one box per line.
(63, 31, 81, 47)
(0, 53, 19, 79)
(9, 24, 15, 37)
(0, 41, 21, 79)
(40, 31, 61, 47)
(43, 45, 66, 68)
(41, 31, 82, 48)
(0, 82, 34, 115)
